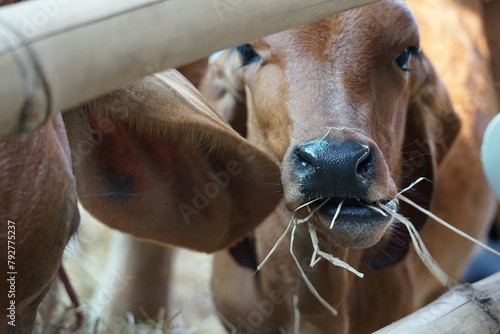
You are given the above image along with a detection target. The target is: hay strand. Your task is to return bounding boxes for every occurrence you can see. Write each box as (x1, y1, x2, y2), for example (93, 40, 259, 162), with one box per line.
(388, 175, 500, 286)
(290, 223, 339, 316)
(381, 205, 455, 287)
(254, 215, 294, 273)
(316, 250, 364, 278)
(293, 294, 300, 334)
(366, 205, 388, 217)
(395, 177, 428, 198)
(329, 199, 344, 229)
(256, 196, 365, 317)
(216, 311, 238, 334)
(307, 221, 364, 278)
(296, 198, 329, 224)
(255, 198, 327, 273)
(397, 194, 500, 257)
(308, 221, 321, 267)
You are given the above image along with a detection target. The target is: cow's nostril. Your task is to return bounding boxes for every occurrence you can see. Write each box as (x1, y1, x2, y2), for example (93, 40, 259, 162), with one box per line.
(295, 141, 325, 170)
(355, 144, 372, 178)
(296, 145, 314, 166)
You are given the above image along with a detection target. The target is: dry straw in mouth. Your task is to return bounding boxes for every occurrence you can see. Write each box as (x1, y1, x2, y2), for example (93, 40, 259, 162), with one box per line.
(290, 222, 339, 316)
(397, 196, 500, 257)
(329, 199, 344, 229)
(255, 198, 328, 273)
(256, 198, 363, 317)
(254, 176, 500, 318)
(381, 177, 500, 287)
(395, 178, 500, 258)
(379, 205, 456, 288)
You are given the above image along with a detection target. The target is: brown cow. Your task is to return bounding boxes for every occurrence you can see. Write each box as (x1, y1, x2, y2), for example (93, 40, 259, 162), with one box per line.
(200, 0, 497, 332)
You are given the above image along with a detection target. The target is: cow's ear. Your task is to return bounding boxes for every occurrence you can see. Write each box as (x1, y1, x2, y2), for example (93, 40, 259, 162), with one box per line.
(64, 70, 281, 252)
(199, 49, 248, 137)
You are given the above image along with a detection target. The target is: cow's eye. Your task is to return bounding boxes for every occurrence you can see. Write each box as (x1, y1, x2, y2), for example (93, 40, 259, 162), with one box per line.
(236, 44, 261, 66)
(395, 45, 419, 71)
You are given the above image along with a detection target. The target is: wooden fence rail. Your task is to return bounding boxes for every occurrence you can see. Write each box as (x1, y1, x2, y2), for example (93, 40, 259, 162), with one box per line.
(375, 272, 500, 334)
(0, 0, 379, 138)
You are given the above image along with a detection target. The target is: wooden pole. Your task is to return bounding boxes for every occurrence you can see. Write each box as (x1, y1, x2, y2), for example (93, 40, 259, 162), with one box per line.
(0, 0, 379, 138)
(375, 272, 500, 333)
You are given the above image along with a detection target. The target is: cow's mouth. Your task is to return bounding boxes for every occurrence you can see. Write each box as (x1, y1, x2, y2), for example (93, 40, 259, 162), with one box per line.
(309, 197, 397, 248)
(315, 197, 396, 222)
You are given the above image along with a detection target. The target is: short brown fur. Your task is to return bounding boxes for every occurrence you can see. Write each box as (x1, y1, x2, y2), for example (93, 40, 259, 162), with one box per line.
(201, 0, 497, 332)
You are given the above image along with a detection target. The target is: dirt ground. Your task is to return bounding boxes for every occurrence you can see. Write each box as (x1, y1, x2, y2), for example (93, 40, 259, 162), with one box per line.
(35, 205, 226, 333)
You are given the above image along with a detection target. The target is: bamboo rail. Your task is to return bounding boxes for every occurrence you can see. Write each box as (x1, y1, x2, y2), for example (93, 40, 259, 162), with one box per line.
(375, 272, 500, 334)
(0, 0, 379, 138)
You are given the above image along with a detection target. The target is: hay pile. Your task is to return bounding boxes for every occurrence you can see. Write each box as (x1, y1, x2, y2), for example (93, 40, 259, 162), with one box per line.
(34, 207, 224, 334)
